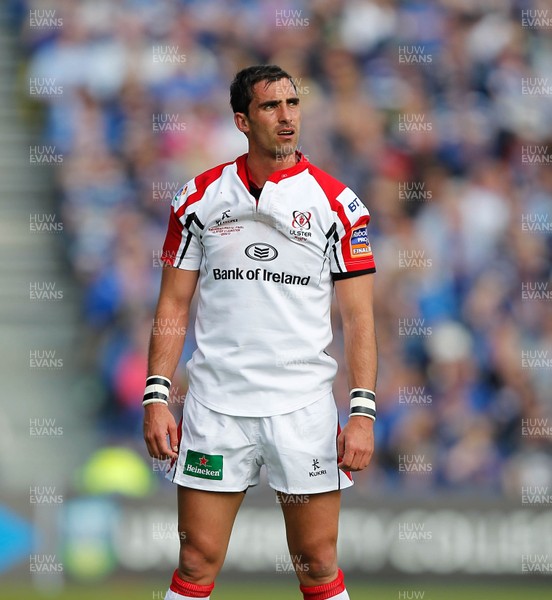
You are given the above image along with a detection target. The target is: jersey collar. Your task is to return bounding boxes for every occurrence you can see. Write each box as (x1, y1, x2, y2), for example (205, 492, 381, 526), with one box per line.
(235, 151, 309, 190)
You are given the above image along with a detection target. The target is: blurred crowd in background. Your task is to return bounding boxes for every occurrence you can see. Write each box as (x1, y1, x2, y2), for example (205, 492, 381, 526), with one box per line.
(14, 0, 552, 496)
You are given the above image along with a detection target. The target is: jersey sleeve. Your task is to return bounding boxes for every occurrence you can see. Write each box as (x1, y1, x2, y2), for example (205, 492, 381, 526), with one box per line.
(161, 180, 203, 270)
(330, 187, 376, 280)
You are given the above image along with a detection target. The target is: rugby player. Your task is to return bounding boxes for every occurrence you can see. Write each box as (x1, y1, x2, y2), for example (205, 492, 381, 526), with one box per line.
(143, 65, 377, 600)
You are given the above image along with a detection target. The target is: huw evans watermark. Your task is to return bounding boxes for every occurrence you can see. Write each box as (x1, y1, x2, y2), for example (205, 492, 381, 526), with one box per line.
(398, 387, 432, 405)
(398, 114, 432, 132)
(29, 145, 63, 164)
(30, 486, 63, 504)
(521, 145, 552, 164)
(152, 114, 186, 132)
(275, 554, 310, 573)
(398, 318, 432, 337)
(521, 350, 552, 369)
(152, 318, 187, 336)
(152, 181, 181, 202)
(29, 214, 63, 232)
(29, 350, 63, 369)
(521, 418, 552, 438)
(152, 46, 186, 63)
(521, 486, 552, 505)
(399, 46, 433, 64)
(275, 9, 310, 27)
(29, 77, 63, 96)
(398, 454, 433, 473)
(521, 10, 552, 28)
(152, 522, 186, 541)
(29, 418, 63, 437)
(398, 182, 432, 201)
(29, 9, 63, 28)
(521, 213, 551, 231)
(521, 554, 552, 573)
(398, 250, 432, 268)
(521, 282, 552, 300)
(29, 555, 63, 573)
(521, 77, 552, 95)
(398, 522, 432, 541)
(29, 282, 63, 301)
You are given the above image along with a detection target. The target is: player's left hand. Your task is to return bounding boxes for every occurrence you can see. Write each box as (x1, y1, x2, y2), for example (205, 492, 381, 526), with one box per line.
(337, 417, 374, 471)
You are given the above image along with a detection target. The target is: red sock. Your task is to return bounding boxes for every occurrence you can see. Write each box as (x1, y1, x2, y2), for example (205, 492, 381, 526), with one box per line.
(169, 569, 214, 598)
(300, 568, 346, 600)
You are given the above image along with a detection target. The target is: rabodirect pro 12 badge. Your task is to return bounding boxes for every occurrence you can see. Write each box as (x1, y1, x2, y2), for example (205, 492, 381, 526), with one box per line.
(350, 225, 372, 257)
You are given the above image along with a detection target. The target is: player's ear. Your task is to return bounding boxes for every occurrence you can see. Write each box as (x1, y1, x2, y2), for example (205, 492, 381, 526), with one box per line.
(234, 112, 249, 135)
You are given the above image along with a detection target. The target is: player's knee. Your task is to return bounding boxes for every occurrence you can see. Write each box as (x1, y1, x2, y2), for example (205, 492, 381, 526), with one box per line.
(178, 537, 221, 583)
(298, 547, 337, 581)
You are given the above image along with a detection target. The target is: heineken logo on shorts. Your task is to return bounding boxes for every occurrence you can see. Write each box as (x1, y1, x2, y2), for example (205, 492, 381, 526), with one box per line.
(184, 450, 223, 480)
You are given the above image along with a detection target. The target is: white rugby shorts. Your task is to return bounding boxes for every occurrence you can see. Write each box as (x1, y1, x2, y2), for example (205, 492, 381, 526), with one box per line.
(166, 392, 354, 494)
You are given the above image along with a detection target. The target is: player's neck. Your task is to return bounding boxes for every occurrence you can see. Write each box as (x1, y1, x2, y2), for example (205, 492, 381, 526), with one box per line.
(246, 149, 297, 188)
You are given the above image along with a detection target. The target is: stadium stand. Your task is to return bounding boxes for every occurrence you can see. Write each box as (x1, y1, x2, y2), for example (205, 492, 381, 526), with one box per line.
(12, 0, 552, 498)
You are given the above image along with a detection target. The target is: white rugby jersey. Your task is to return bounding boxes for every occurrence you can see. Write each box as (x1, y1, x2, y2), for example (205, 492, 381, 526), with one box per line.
(162, 152, 376, 417)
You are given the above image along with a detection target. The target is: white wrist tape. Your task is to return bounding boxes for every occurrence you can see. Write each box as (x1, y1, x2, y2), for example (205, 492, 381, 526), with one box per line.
(142, 375, 171, 406)
(349, 388, 376, 421)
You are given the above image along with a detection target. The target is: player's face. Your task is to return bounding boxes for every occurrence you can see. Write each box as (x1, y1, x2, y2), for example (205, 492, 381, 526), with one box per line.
(235, 78, 301, 160)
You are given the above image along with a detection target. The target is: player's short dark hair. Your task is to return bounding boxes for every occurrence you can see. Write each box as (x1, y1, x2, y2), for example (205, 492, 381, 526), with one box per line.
(230, 65, 296, 116)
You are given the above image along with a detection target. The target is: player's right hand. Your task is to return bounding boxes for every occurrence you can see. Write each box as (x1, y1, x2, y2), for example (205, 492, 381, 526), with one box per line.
(143, 404, 179, 460)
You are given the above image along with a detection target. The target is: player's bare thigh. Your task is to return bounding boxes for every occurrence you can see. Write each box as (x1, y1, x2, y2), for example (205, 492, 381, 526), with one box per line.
(176, 485, 245, 584)
(278, 489, 341, 586)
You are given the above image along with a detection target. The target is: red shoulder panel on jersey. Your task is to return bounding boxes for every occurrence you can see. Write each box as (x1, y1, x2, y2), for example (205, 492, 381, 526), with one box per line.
(306, 163, 348, 206)
(164, 161, 234, 265)
(307, 164, 376, 275)
(162, 207, 185, 265)
(175, 160, 234, 219)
